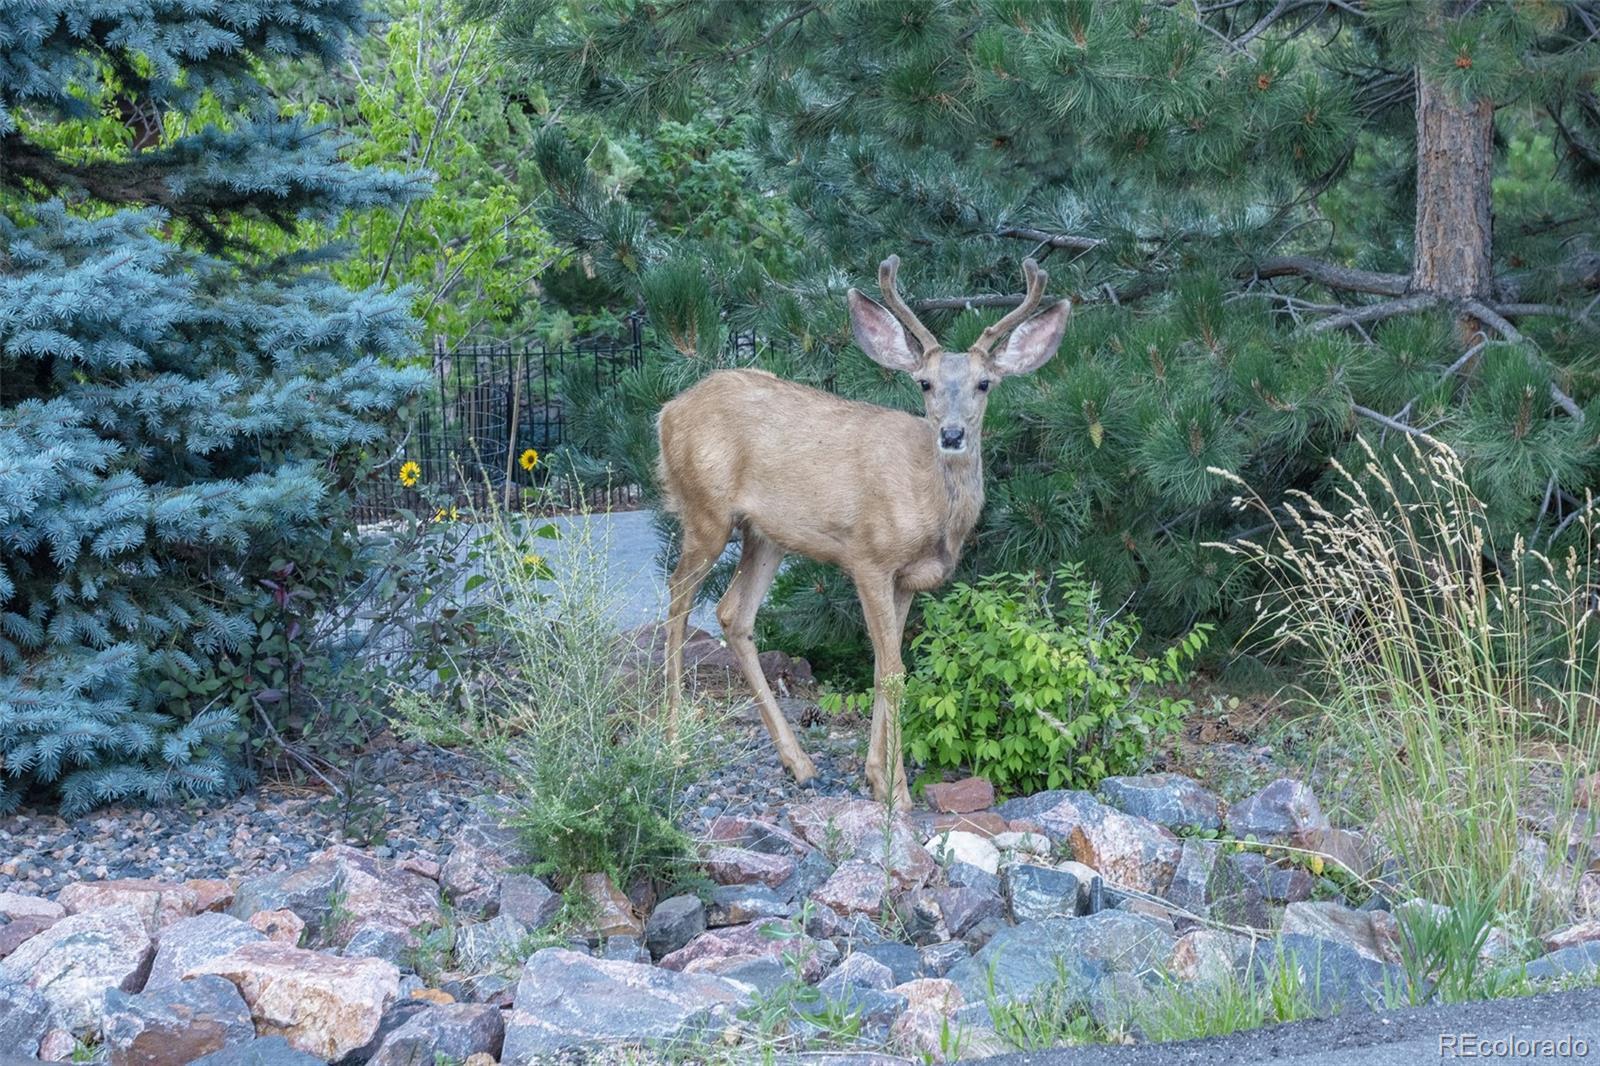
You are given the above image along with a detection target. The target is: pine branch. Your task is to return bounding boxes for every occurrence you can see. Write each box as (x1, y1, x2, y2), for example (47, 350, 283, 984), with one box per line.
(1493, 302, 1582, 320)
(913, 276, 1161, 313)
(1463, 299, 1525, 344)
(1352, 403, 1432, 439)
(1243, 256, 1410, 296)
(1548, 495, 1599, 548)
(1465, 299, 1586, 422)
(1307, 293, 1438, 332)
(995, 227, 1105, 253)
(723, 2, 821, 61)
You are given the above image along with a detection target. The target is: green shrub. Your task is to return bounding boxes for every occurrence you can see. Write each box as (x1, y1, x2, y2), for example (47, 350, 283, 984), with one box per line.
(904, 564, 1207, 795)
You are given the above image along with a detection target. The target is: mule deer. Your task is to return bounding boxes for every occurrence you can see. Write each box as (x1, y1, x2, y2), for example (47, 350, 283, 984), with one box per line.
(657, 256, 1070, 805)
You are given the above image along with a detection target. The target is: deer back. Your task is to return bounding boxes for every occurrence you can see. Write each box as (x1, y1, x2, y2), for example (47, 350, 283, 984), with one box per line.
(657, 369, 977, 579)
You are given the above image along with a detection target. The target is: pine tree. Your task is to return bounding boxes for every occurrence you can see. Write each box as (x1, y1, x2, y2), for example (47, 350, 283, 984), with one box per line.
(474, 0, 1599, 671)
(0, 2, 427, 811)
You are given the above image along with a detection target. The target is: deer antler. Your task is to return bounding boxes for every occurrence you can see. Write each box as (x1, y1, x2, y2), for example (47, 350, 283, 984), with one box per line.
(971, 258, 1048, 356)
(878, 255, 941, 355)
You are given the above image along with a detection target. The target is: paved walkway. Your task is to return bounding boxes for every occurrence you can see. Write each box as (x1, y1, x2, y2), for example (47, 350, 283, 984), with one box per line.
(538, 509, 722, 634)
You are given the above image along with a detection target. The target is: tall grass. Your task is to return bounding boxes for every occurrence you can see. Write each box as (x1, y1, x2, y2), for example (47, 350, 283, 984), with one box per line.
(393, 495, 716, 890)
(1213, 435, 1599, 929)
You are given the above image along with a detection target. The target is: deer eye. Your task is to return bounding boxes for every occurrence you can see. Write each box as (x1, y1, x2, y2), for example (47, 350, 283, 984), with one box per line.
(918, 379, 932, 391)
(977, 379, 991, 392)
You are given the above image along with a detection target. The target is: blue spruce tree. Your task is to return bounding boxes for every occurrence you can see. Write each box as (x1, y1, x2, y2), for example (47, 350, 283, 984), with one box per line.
(0, 3, 429, 812)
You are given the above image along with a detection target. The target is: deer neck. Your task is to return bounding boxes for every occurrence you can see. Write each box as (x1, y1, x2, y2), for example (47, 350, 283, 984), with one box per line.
(936, 444, 985, 561)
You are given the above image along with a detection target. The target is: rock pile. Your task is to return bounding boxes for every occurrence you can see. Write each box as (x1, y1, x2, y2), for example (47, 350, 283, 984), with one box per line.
(1, 772, 1596, 1064)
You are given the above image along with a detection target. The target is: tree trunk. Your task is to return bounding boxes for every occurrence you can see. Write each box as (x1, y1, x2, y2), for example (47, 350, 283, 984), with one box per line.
(1411, 74, 1496, 310)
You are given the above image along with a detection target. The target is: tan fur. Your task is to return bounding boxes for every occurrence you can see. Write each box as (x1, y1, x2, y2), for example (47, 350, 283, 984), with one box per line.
(658, 369, 983, 591)
(657, 257, 1070, 806)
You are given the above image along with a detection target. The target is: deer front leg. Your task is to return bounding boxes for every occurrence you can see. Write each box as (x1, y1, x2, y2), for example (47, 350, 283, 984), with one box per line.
(856, 574, 912, 810)
(663, 517, 729, 742)
(717, 529, 816, 785)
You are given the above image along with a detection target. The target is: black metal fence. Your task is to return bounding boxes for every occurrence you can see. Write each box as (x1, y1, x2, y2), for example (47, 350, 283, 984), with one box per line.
(353, 319, 645, 522)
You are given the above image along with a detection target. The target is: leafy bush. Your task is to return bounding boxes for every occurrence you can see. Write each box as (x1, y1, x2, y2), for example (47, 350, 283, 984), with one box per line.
(394, 504, 710, 890)
(904, 564, 1207, 795)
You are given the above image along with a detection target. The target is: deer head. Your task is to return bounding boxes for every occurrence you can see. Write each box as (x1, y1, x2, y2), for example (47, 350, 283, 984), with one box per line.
(846, 256, 1071, 454)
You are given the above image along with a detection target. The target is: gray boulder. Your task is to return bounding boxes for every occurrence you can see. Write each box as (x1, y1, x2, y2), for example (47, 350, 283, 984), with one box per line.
(854, 941, 921, 986)
(946, 862, 1000, 896)
(440, 806, 529, 918)
(500, 948, 751, 1062)
(1523, 941, 1600, 982)
(644, 895, 706, 961)
(496, 874, 560, 930)
(454, 914, 529, 975)
(1206, 851, 1272, 928)
(919, 940, 970, 977)
(1099, 773, 1222, 833)
(947, 911, 1175, 1003)
(1253, 933, 1407, 1013)
(0, 977, 49, 1058)
(230, 847, 441, 949)
(367, 1003, 504, 1066)
(103, 974, 255, 1066)
(227, 865, 341, 942)
(0, 905, 153, 1033)
(1003, 864, 1081, 923)
(342, 922, 412, 966)
(996, 791, 1180, 897)
(707, 884, 790, 927)
(817, 952, 895, 997)
(146, 913, 266, 989)
(190, 1036, 325, 1066)
(709, 956, 791, 997)
(1167, 838, 1218, 916)
(1227, 778, 1329, 846)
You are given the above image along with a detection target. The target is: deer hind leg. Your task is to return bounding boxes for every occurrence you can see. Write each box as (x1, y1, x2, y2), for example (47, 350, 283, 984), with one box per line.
(856, 574, 913, 810)
(717, 527, 816, 785)
(663, 514, 731, 741)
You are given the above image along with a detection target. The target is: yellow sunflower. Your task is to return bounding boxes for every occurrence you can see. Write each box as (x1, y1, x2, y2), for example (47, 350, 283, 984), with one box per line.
(518, 448, 540, 472)
(398, 460, 421, 488)
(523, 553, 544, 569)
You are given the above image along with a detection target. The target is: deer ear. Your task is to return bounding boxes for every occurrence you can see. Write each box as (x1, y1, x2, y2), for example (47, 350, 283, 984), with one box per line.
(848, 289, 920, 372)
(990, 299, 1071, 377)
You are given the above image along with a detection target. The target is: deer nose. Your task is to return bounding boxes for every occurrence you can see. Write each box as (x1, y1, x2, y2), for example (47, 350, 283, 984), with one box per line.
(939, 426, 966, 450)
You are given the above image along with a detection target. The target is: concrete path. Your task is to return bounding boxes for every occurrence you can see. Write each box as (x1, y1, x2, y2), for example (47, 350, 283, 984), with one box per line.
(977, 987, 1600, 1065)
(537, 509, 722, 634)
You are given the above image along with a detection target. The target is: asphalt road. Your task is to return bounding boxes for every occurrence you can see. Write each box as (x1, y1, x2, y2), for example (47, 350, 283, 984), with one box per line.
(978, 987, 1600, 1065)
